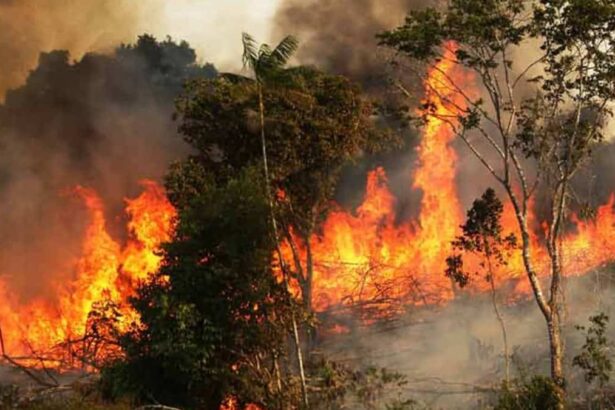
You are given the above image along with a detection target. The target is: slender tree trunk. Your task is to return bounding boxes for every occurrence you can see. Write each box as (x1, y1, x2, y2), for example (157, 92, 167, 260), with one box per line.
(547, 182, 568, 410)
(548, 244, 565, 409)
(304, 238, 314, 314)
(257, 84, 309, 408)
(508, 191, 565, 408)
(484, 242, 510, 386)
(548, 311, 565, 409)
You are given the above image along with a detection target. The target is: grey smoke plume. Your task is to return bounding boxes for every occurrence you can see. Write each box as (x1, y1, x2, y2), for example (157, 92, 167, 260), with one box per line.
(322, 271, 615, 408)
(0, 0, 150, 98)
(274, 0, 445, 93)
(0, 36, 216, 300)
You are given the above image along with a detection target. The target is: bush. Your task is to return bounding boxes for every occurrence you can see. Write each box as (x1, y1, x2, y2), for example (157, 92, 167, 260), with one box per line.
(495, 376, 560, 410)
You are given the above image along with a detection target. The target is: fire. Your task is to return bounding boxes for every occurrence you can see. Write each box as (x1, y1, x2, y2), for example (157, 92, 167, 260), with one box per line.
(220, 397, 263, 410)
(283, 44, 615, 315)
(1, 41, 614, 380)
(282, 45, 468, 313)
(0, 180, 175, 368)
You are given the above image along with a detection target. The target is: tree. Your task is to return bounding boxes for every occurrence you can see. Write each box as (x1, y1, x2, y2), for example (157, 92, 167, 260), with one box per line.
(446, 188, 517, 385)
(240, 33, 310, 407)
(102, 167, 299, 409)
(239, 32, 298, 234)
(573, 313, 612, 388)
(175, 53, 397, 315)
(177, 64, 397, 308)
(379, 1, 615, 406)
(172, 36, 397, 408)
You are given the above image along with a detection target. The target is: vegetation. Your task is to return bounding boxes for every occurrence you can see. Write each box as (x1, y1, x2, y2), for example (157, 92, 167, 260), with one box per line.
(97, 34, 398, 409)
(446, 188, 517, 384)
(573, 313, 612, 387)
(379, 1, 615, 407)
(495, 376, 560, 410)
(173, 41, 398, 315)
(3, 2, 615, 409)
(101, 167, 299, 408)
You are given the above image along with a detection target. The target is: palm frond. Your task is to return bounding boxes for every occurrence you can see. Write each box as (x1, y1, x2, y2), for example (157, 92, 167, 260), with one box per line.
(259, 43, 273, 57)
(241, 32, 258, 70)
(241, 33, 299, 83)
(269, 36, 299, 69)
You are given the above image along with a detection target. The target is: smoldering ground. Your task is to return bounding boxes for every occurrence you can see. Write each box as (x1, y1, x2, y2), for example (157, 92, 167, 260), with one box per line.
(318, 270, 615, 408)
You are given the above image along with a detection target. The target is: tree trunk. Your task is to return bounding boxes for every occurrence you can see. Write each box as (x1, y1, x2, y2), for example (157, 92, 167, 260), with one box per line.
(547, 182, 567, 410)
(548, 313, 565, 409)
(548, 243, 565, 409)
(304, 238, 314, 314)
(508, 192, 565, 408)
(484, 242, 510, 386)
(257, 84, 309, 408)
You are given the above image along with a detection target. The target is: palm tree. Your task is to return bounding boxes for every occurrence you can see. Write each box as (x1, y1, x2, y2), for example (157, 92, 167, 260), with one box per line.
(241, 32, 298, 199)
(241, 33, 309, 408)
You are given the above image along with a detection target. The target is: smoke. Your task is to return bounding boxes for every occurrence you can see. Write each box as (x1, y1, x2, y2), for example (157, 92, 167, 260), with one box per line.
(274, 0, 442, 93)
(322, 271, 615, 408)
(0, 0, 280, 99)
(0, 0, 145, 98)
(0, 0, 278, 332)
(273, 4, 615, 406)
(273, 0, 433, 221)
(0, 1, 613, 401)
(0, 36, 216, 300)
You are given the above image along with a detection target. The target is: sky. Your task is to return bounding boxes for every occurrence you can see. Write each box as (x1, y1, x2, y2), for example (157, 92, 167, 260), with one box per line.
(144, 0, 282, 70)
(0, 0, 282, 97)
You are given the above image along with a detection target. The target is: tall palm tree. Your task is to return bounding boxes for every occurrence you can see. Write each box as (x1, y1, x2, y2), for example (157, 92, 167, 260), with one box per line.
(241, 33, 309, 408)
(241, 32, 298, 199)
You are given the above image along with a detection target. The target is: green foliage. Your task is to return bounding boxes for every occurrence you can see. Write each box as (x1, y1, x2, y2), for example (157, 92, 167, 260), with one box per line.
(117, 34, 217, 88)
(175, 67, 392, 191)
(242, 33, 299, 84)
(101, 167, 295, 409)
(174, 61, 399, 307)
(306, 358, 417, 410)
(495, 376, 560, 410)
(446, 188, 516, 288)
(378, 0, 526, 62)
(379, 0, 615, 175)
(573, 313, 612, 387)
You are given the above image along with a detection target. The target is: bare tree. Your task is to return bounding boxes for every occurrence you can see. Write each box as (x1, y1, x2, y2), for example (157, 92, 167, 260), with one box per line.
(379, 1, 615, 407)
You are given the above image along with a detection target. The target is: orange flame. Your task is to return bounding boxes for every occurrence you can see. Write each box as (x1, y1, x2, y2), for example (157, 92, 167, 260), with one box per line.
(0, 180, 175, 368)
(3, 42, 615, 378)
(219, 397, 263, 410)
(280, 45, 468, 313)
(282, 44, 615, 316)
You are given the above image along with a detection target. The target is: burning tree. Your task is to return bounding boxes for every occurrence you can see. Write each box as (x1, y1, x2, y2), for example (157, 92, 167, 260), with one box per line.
(379, 0, 615, 407)
(173, 41, 398, 315)
(112, 37, 399, 408)
(103, 168, 298, 408)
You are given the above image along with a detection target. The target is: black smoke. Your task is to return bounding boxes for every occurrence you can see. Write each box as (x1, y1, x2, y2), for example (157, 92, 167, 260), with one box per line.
(0, 35, 216, 300)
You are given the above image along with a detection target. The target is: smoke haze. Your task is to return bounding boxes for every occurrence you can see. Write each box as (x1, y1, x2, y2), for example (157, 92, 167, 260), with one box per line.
(0, 0, 280, 98)
(274, 0, 442, 92)
(0, 36, 216, 299)
(1, 3, 615, 407)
